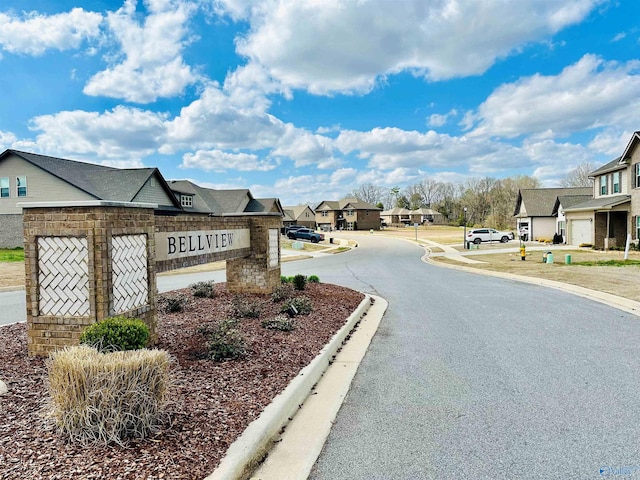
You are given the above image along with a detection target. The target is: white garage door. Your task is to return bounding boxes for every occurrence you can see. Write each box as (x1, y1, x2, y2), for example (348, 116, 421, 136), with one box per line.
(570, 219, 591, 245)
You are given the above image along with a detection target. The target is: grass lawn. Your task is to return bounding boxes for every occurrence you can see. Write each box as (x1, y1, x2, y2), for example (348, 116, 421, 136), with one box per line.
(0, 248, 24, 262)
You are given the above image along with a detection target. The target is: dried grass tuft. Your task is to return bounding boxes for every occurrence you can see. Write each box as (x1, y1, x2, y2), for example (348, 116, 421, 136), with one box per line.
(45, 345, 174, 446)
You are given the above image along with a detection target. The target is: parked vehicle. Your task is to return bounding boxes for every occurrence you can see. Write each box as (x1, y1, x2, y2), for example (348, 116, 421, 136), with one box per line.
(287, 228, 325, 243)
(467, 228, 514, 244)
(283, 225, 306, 235)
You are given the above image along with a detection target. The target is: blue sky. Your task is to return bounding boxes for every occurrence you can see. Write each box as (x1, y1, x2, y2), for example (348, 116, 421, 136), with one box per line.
(0, 0, 638, 205)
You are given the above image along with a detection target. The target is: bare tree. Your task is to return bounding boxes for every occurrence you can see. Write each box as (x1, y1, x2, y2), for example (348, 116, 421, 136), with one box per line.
(348, 183, 387, 206)
(560, 162, 596, 187)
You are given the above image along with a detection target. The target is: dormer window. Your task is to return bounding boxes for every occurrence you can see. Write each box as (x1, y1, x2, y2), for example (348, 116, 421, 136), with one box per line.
(181, 194, 193, 207)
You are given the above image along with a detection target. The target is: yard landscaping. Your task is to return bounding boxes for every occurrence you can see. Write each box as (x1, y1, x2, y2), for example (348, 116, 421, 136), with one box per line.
(0, 281, 364, 479)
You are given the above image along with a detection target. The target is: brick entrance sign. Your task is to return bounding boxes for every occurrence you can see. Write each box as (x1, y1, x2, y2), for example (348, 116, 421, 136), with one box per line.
(21, 201, 282, 356)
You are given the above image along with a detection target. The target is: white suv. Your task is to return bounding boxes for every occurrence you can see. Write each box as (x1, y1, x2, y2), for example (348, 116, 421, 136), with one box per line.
(467, 228, 514, 244)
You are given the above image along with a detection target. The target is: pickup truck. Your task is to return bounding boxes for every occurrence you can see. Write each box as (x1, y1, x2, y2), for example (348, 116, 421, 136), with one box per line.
(287, 228, 325, 243)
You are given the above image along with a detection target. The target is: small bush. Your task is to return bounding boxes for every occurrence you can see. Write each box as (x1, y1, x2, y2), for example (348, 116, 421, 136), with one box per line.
(281, 275, 294, 283)
(207, 319, 246, 361)
(281, 296, 313, 316)
(262, 314, 295, 332)
(307, 275, 320, 283)
(271, 282, 295, 302)
(231, 295, 262, 318)
(80, 317, 149, 352)
(190, 280, 216, 298)
(293, 274, 307, 291)
(158, 294, 188, 313)
(46, 345, 173, 445)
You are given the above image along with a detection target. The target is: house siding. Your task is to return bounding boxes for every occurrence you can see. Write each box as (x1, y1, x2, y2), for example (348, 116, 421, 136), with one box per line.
(0, 154, 93, 214)
(133, 176, 179, 208)
(630, 148, 640, 240)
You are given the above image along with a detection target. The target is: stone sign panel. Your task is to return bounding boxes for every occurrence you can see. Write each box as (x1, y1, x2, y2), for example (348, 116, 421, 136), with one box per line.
(155, 229, 250, 261)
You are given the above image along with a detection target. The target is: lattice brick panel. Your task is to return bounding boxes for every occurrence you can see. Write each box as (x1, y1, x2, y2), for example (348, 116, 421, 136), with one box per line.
(38, 236, 90, 316)
(111, 235, 148, 314)
(269, 229, 279, 267)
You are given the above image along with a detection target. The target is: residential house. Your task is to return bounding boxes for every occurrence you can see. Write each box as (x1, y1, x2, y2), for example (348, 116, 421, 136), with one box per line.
(0, 150, 283, 248)
(166, 180, 283, 215)
(380, 207, 444, 226)
(562, 133, 640, 248)
(513, 187, 592, 242)
(0, 149, 182, 247)
(282, 205, 317, 229)
(551, 193, 593, 243)
(315, 198, 381, 231)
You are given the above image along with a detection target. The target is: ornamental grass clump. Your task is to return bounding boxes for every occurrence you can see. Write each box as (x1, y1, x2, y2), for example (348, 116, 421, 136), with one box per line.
(80, 316, 149, 352)
(46, 345, 173, 446)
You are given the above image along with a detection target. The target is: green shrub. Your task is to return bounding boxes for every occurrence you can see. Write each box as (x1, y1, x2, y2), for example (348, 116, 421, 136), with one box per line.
(46, 345, 173, 445)
(207, 319, 246, 361)
(231, 295, 262, 318)
(80, 317, 149, 352)
(271, 282, 294, 302)
(262, 314, 295, 332)
(281, 296, 313, 316)
(158, 294, 188, 313)
(281, 275, 294, 283)
(293, 274, 307, 291)
(307, 275, 320, 283)
(190, 280, 216, 298)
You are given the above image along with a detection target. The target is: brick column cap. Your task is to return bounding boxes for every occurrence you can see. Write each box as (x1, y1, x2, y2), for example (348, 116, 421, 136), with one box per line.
(18, 200, 158, 210)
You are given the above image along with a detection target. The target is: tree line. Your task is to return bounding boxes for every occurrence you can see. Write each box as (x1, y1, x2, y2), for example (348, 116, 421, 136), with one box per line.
(347, 163, 594, 230)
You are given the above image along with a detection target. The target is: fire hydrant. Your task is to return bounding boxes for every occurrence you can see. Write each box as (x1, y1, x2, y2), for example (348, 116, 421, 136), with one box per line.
(520, 244, 526, 261)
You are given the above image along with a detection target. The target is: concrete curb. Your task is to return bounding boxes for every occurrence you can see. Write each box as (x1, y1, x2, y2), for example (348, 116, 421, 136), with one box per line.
(423, 250, 640, 317)
(250, 295, 388, 480)
(204, 294, 375, 480)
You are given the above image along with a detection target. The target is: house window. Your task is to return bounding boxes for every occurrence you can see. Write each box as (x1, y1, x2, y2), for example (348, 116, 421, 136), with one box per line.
(0, 177, 9, 198)
(613, 171, 620, 193)
(635, 164, 640, 188)
(346, 209, 355, 216)
(321, 211, 328, 217)
(305, 212, 309, 218)
(637, 216, 640, 240)
(600, 176, 607, 195)
(558, 221, 566, 238)
(16, 176, 27, 197)
(181, 195, 193, 207)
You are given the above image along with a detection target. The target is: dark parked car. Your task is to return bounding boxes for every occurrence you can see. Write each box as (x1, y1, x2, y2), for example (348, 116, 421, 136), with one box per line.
(287, 228, 325, 243)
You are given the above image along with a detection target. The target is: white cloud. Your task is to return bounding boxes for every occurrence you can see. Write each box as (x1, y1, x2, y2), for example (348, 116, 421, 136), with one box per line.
(233, 0, 602, 94)
(469, 55, 640, 139)
(83, 0, 199, 103)
(271, 126, 336, 167)
(165, 84, 288, 151)
(0, 130, 17, 150)
(428, 109, 458, 127)
(181, 149, 278, 172)
(29, 106, 167, 160)
(0, 8, 102, 56)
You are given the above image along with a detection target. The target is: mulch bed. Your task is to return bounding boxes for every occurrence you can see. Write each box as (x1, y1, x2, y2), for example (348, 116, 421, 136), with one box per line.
(0, 282, 364, 480)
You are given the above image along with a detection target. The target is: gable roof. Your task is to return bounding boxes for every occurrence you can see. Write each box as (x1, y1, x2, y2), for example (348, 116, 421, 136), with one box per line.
(245, 197, 284, 214)
(620, 131, 640, 161)
(2, 149, 181, 209)
(316, 198, 381, 211)
(514, 187, 592, 217)
(282, 205, 314, 220)
(589, 156, 625, 177)
(552, 194, 594, 215)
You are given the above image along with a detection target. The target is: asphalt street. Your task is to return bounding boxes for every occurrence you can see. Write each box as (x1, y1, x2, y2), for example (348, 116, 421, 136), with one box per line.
(2, 236, 639, 479)
(299, 235, 640, 480)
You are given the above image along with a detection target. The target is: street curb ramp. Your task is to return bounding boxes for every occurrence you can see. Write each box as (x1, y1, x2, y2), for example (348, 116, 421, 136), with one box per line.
(204, 294, 374, 480)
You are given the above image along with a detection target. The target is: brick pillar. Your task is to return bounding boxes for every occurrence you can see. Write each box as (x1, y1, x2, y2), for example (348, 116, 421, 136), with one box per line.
(226, 214, 282, 294)
(22, 201, 157, 356)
